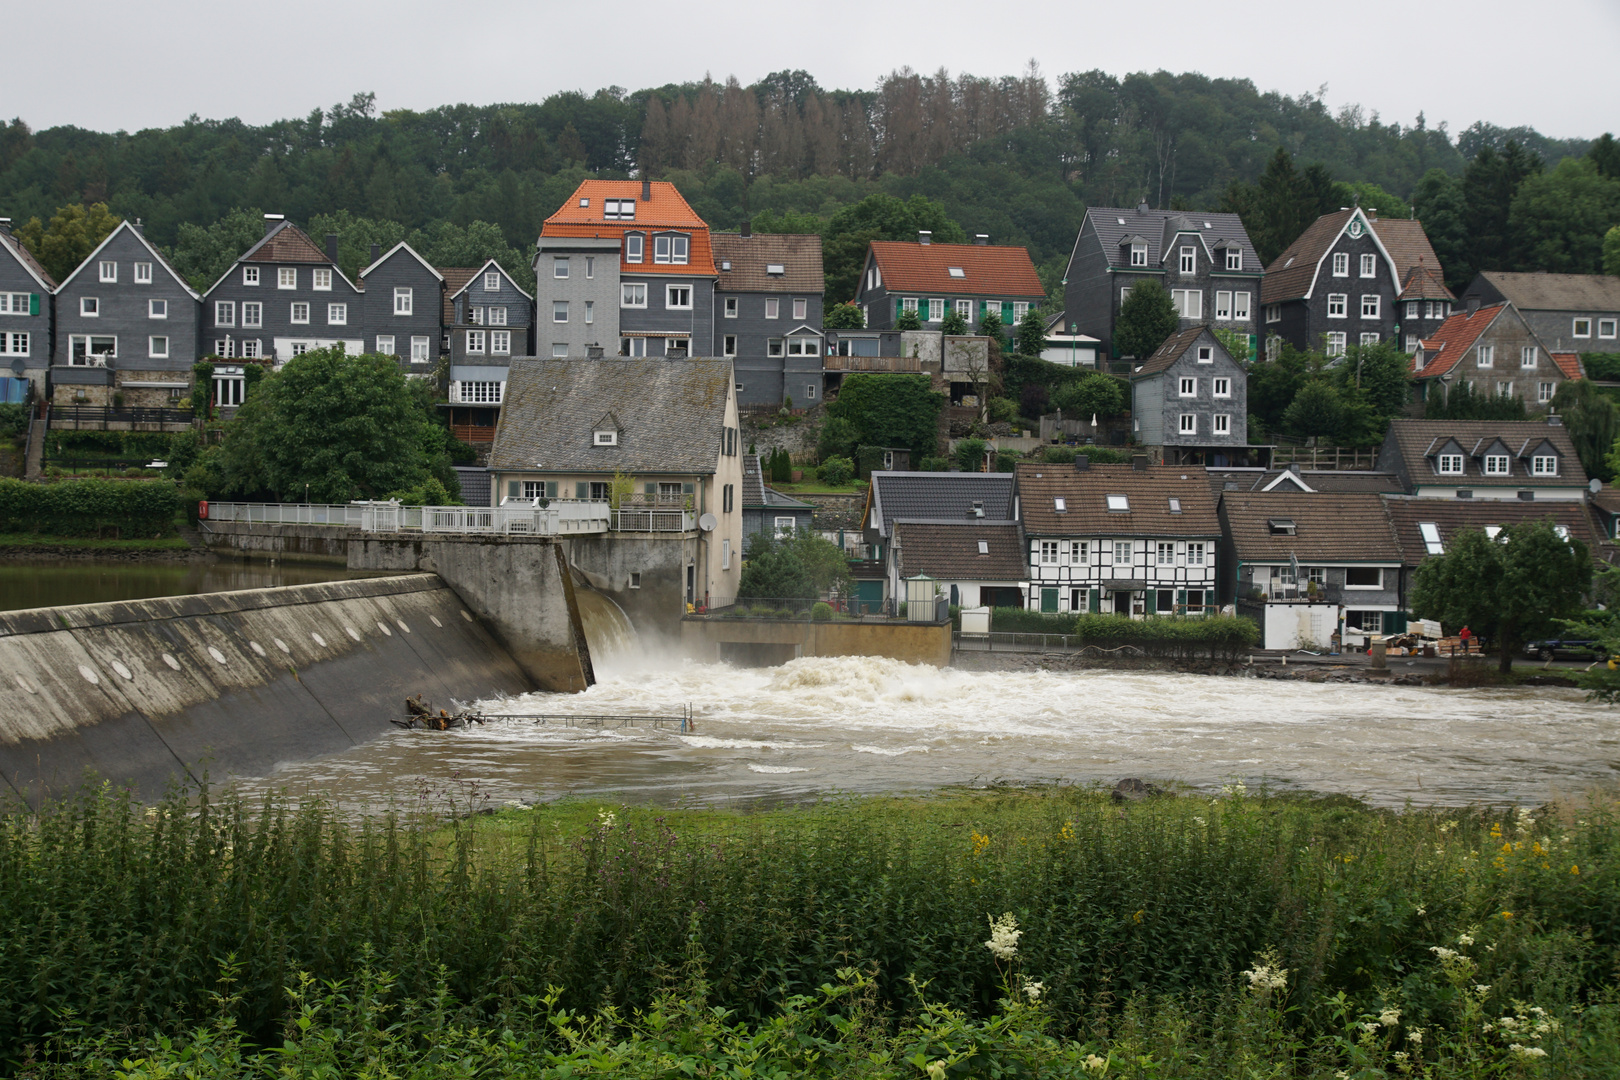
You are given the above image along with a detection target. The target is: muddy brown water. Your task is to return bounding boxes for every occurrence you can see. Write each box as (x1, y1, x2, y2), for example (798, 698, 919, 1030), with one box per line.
(0, 559, 363, 612)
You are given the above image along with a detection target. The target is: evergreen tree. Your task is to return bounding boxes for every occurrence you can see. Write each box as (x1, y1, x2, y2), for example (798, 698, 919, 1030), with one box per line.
(1411, 169, 1470, 291)
(1113, 279, 1179, 360)
(1015, 305, 1046, 357)
(1463, 142, 1542, 275)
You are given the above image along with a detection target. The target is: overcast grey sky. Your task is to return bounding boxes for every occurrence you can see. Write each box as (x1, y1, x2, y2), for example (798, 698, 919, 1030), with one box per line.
(8, 0, 1618, 140)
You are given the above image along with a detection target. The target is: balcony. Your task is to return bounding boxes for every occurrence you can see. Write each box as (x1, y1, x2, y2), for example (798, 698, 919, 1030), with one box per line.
(823, 355, 921, 373)
(610, 506, 695, 532)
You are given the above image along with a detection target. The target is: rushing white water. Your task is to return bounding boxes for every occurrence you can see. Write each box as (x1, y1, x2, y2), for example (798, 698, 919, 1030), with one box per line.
(234, 651, 1620, 809)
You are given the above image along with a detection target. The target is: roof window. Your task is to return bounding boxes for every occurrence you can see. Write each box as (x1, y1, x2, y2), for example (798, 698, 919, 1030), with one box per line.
(977, 540, 990, 555)
(766, 263, 785, 275)
(1054, 497, 1067, 512)
(594, 430, 618, 446)
(1168, 497, 1182, 513)
(1418, 522, 1443, 555)
(603, 199, 635, 220)
(948, 267, 966, 278)
(1116, 217, 1125, 225)
(1267, 518, 1296, 535)
(1484, 525, 1503, 540)
(579, 197, 590, 208)
(1106, 494, 1129, 511)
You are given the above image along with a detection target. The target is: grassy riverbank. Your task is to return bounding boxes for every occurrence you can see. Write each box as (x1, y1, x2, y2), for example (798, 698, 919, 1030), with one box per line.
(4, 785, 1618, 1077)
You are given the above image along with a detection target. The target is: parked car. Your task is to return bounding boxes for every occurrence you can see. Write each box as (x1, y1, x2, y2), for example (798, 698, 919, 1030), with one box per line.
(1522, 638, 1602, 660)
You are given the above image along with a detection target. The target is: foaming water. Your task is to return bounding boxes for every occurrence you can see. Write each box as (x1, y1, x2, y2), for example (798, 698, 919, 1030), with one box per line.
(232, 654, 1620, 809)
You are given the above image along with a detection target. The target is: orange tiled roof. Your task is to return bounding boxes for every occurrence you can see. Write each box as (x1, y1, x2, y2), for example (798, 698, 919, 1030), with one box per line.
(1552, 352, 1584, 380)
(542, 180, 716, 276)
(868, 240, 1044, 298)
(1411, 303, 1508, 379)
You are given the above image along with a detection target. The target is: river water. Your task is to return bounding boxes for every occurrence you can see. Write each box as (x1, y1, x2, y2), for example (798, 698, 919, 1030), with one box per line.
(234, 633, 1620, 809)
(0, 560, 362, 612)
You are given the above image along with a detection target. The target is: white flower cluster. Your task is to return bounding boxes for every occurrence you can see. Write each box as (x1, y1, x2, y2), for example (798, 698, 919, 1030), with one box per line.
(596, 808, 617, 829)
(1429, 946, 1459, 961)
(1379, 1006, 1402, 1027)
(1021, 977, 1044, 1001)
(1241, 955, 1288, 993)
(1221, 780, 1248, 798)
(1083, 1053, 1108, 1072)
(1515, 806, 1535, 834)
(1487, 1005, 1559, 1060)
(985, 912, 1021, 960)
(1407, 1028, 1423, 1046)
(1456, 931, 1475, 946)
(1511, 1044, 1548, 1059)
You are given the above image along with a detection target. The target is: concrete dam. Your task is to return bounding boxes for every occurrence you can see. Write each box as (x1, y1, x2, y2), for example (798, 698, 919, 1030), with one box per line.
(0, 567, 586, 806)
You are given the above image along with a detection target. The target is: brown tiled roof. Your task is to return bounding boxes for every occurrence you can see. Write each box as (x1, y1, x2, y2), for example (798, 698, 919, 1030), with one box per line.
(240, 220, 334, 265)
(712, 233, 823, 292)
(1382, 495, 1603, 566)
(1474, 271, 1620, 312)
(0, 229, 55, 289)
(869, 240, 1044, 297)
(894, 521, 1027, 582)
(1221, 491, 1400, 563)
(1383, 419, 1587, 489)
(1135, 326, 1208, 375)
(542, 180, 717, 277)
(1589, 488, 1620, 515)
(1016, 462, 1220, 537)
(1412, 303, 1508, 378)
(1551, 352, 1584, 380)
(1207, 468, 1401, 497)
(438, 266, 478, 326)
(1261, 210, 1444, 305)
(1400, 263, 1455, 301)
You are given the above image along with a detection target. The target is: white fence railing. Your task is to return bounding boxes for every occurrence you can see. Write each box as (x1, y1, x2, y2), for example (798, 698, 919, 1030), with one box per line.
(610, 507, 696, 533)
(206, 500, 612, 536)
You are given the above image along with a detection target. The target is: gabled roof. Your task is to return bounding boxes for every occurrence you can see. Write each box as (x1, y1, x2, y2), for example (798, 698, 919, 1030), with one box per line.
(894, 521, 1027, 582)
(0, 229, 54, 291)
(437, 266, 479, 325)
(1400, 263, 1455, 302)
(1220, 491, 1399, 563)
(1383, 419, 1586, 488)
(1411, 302, 1509, 378)
(1016, 462, 1219, 537)
(712, 233, 823, 292)
(1078, 204, 1260, 274)
(864, 471, 1015, 540)
(541, 180, 717, 277)
(1473, 271, 1620, 313)
(54, 220, 199, 299)
(867, 241, 1044, 298)
(489, 358, 732, 475)
(1261, 210, 1444, 306)
(1381, 495, 1602, 566)
(360, 240, 444, 282)
(239, 219, 335, 265)
(1133, 325, 1228, 376)
(1552, 352, 1583, 380)
(1206, 468, 1400, 498)
(447, 259, 533, 300)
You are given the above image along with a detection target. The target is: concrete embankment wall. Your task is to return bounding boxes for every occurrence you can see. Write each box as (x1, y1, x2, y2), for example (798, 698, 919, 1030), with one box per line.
(201, 521, 350, 564)
(0, 575, 532, 806)
(680, 616, 952, 667)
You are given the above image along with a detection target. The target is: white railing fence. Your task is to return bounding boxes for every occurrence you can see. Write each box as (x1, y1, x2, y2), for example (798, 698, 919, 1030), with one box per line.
(205, 499, 612, 536)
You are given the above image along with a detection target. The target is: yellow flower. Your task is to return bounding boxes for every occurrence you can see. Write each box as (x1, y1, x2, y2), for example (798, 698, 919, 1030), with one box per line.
(1060, 822, 1075, 841)
(1502, 911, 1513, 920)
(1571, 864, 1581, 875)
(1132, 909, 1144, 925)
(971, 830, 991, 856)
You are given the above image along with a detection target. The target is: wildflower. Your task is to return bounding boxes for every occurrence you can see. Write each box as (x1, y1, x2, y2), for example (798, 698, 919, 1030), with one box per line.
(596, 808, 617, 829)
(1361, 1022, 1381, 1035)
(1474, 984, 1491, 996)
(1393, 1051, 1409, 1063)
(1510, 1045, 1548, 1059)
(1407, 1028, 1423, 1046)
(1379, 1006, 1402, 1027)
(1429, 946, 1458, 961)
(1336, 1073, 1350, 1080)
(1222, 779, 1247, 797)
(971, 830, 991, 856)
(1241, 949, 1287, 993)
(1438, 820, 1457, 833)
(1502, 911, 1513, 920)
(1060, 822, 1075, 841)
(1571, 864, 1581, 874)
(1415, 906, 1426, 916)
(1457, 932, 1475, 946)
(984, 912, 1021, 960)
(1083, 1054, 1108, 1073)
(1193, 816, 1206, 826)
(1022, 977, 1044, 1001)
(1132, 910, 1144, 925)
(927, 1059, 947, 1080)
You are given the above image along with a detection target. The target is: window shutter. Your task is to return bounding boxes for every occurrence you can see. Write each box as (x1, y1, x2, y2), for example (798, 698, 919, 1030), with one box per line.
(29, 293, 39, 316)
(645, 482, 657, 495)
(1386, 610, 1408, 634)
(1177, 589, 1186, 612)
(546, 482, 558, 499)
(1144, 590, 1156, 615)
(1089, 588, 1100, 614)
(1001, 301, 1014, 324)
(507, 481, 519, 499)
(576, 482, 588, 499)
(895, 298, 903, 322)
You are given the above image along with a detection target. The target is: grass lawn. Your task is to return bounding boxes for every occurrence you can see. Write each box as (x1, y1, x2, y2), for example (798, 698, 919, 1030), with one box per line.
(0, 532, 190, 551)
(770, 479, 869, 495)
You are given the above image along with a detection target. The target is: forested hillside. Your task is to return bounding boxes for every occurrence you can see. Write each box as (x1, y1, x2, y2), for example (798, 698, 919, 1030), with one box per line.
(0, 66, 1606, 302)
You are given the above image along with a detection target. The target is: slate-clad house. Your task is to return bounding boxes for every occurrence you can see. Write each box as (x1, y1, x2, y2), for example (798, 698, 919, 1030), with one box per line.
(1464, 271, 1620, 356)
(1411, 300, 1574, 408)
(740, 453, 815, 545)
(0, 218, 54, 397)
(892, 521, 1028, 610)
(712, 229, 825, 408)
(359, 241, 443, 369)
(1261, 206, 1451, 357)
(1015, 459, 1220, 617)
(1063, 202, 1262, 361)
(203, 215, 363, 373)
(533, 236, 618, 358)
(1129, 326, 1248, 465)
(487, 357, 743, 608)
(862, 471, 1016, 609)
(855, 234, 1044, 341)
(51, 220, 201, 407)
(1218, 491, 1404, 636)
(539, 180, 716, 360)
(1375, 418, 1587, 501)
(444, 260, 535, 426)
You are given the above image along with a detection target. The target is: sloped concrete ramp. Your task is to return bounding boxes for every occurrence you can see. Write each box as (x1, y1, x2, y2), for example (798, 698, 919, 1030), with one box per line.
(0, 575, 532, 805)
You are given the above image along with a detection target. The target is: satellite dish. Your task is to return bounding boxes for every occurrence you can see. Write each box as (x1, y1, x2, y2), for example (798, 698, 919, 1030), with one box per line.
(1591, 478, 1603, 494)
(698, 513, 718, 532)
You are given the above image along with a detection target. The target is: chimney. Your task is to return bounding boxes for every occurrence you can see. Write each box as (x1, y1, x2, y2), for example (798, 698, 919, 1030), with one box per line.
(1289, 462, 1301, 475)
(1074, 455, 1090, 472)
(0, 217, 10, 234)
(263, 213, 284, 236)
(741, 220, 751, 239)
(327, 234, 340, 263)
(1136, 199, 1150, 213)
(370, 242, 381, 264)
(1547, 412, 1563, 427)
(974, 233, 989, 245)
(586, 345, 605, 359)
(131, 218, 143, 235)
(1132, 454, 1149, 471)
(1466, 294, 1480, 315)
(641, 178, 652, 201)
(918, 230, 932, 245)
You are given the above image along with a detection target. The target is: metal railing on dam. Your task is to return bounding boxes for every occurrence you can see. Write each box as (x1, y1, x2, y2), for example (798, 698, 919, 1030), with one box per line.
(206, 500, 612, 536)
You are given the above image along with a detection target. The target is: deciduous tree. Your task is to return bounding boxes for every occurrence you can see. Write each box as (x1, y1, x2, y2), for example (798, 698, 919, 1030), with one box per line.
(18, 203, 120, 283)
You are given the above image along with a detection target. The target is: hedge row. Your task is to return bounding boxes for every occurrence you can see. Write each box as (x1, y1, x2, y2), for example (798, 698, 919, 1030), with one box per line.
(0, 478, 179, 538)
(986, 608, 1259, 662)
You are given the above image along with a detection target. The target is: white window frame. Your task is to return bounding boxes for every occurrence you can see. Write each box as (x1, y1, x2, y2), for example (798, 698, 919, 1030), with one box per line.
(1538, 381, 1555, 403)
(1213, 413, 1230, 435)
(133, 261, 152, 284)
(375, 334, 395, 355)
(1130, 243, 1148, 267)
(486, 306, 507, 326)
(1114, 540, 1131, 564)
(393, 287, 412, 316)
(1233, 292, 1250, 321)
(1437, 454, 1464, 475)
(327, 303, 347, 326)
(148, 299, 167, 319)
(624, 234, 644, 263)
(1573, 317, 1591, 338)
(584, 301, 593, 325)
(1600, 318, 1617, 339)
(1484, 454, 1510, 475)
(793, 297, 808, 321)
(1215, 291, 1232, 320)
(214, 300, 233, 327)
(621, 283, 647, 308)
(312, 269, 331, 291)
(955, 299, 973, 318)
(722, 335, 737, 357)
(148, 335, 169, 359)
(654, 235, 672, 264)
(724, 297, 738, 319)
(554, 257, 569, 279)
(786, 336, 820, 357)
(240, 339, 261, 359)
(290, 302, 310, 325)
(1188, 542, 1206, 566)
(1326, 293, 1347, 318)
(242, 266, 259, 286)
(411, 336, 431, 363)
(1360, 253, 1377, 278)
(1072, 540, 1088, 565)
(1360, 332, 1380, 345)
(1040, 540, 1059, 565)
(241, 301, 261, 328)
(1497, 381, 1514, 398)
(1179, 413, 1197, 434)
(465, 330, 484, 355)
(767, 338, 783, 357)
(1532, 455, 1558, 476)
(1521, 346, 1538, 369)
(1179, 246, 1195, 273)
(671, 235, 689, 264)
(766, 297, 781, 319)
(69, 334, 116, 365)
(928, 298, 944, 321)
(0, 331, 29, 356)
(1361, 294, 1380, 319)
(1265, 304, 1281, 324)
(1332, 252, 1349, 277)
(1179, 376, 1197, 397)
(485, 271, 502, 292)
(553, 301, 569, 323)
(1477, 345, 1494, 368)
(1326, 332, 1347, 357)
(1407, 301, 1420, 320)
(1225, 249, 1242, 271)
(98, 260, 116, 283)
(1213, 377, 1231, 397)
(462, 381, 503, 404)
(1344, 568, 1383, 590)
(490, 330, 509, 356)
(1171, 289, 1201, 319)
(278, 268, 296, 289)
(666, 284, 693, 310)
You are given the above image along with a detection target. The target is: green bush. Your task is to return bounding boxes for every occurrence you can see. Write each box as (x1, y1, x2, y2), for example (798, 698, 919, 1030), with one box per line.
(986, 396, 1020, 424)
(990, 606, 1077, 634)
(1076, 446, 1132, 464)
(0, 403, 29, 440)
(1040, 445, 1076, 463)
(954, 437, 989, 472)
(1583, 352, 1620, 380)
(919, 456, 950, 472)
(855, 445, 884, 478)
(0, 478, 179, 538)
(994, 449, 1022, 472)
(49, 431, 172, 458)
(1071, 613, 1260, 662)
(810, 601, 833, 621)
(817, 455, 853, 486)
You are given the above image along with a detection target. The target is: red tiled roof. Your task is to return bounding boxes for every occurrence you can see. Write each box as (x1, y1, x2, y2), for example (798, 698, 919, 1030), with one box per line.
(1552, 352, 1584, 380)
(868, 240, 1044, 297)
(542, 180, 717, 276)
(1411, 303, 1508, 379)
(241, 221, 333, 265)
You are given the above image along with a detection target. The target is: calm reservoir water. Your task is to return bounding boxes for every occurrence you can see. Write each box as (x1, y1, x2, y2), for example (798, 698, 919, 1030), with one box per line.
(0, 559, 361, 612)
(232, 628, 1620, 809)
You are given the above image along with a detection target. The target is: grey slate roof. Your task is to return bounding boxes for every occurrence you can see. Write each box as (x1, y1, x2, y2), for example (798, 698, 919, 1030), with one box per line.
(0, 228, 55, 290)
(489, 358, 732, 474)
(1206, 468, 1402, 497)
(741, 454, 814, 509)
(1081, 204, 1260, 273)
(1135, 326, 1217, 376)
(864, 471, 1015, 540)
(1471, 271, 1620, 312)
(453, 467, 491, 507)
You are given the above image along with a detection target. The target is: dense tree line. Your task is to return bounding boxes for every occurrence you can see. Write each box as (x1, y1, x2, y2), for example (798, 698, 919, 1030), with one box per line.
(0, 68, 1602, 307)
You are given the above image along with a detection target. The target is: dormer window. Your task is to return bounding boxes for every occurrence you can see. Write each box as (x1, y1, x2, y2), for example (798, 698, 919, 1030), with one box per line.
(604, 198, 635, 220)
(1106, 494, 1129, 511)
(1532, 454, 1558, 476)
(948, 267, 966, 278)
(1225, 249, 1241, 270)
(594, 430, 618, 446)
(624, 234, 644, 263)
(1484, 454, 1510, 475)
(1437, 454, 1464, 475)
(1130, 243, 1147, 267)
(1267, 518, 1296, 536)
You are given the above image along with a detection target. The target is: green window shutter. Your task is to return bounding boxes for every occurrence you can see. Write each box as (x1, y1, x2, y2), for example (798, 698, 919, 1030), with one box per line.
(1041, 588, 1059, 613)
(645, 482, 657, 495)
(1386, 610, 1408, 634)
(576, 482, 588, 499)
(1144, 590, 1157, 615)
(896, 298, 903, 321)
(1089, 588, 1100, 613)
(1177, 588, 1187, 613)
(29, 293, 40, 316)
(506, 481, 519, 499)
(546, 482, 558, 499)
(1001, 301, 1014, 324)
